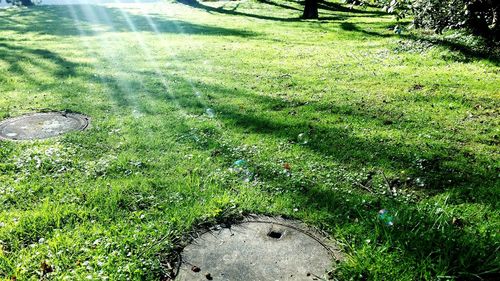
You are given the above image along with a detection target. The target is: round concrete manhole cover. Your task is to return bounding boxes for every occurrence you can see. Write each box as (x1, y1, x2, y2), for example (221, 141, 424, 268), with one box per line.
(0, 112, 89, 140)
(176, 217, 341, 281)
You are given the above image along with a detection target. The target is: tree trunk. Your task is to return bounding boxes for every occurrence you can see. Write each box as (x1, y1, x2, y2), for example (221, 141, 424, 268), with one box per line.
(467, 1, 491, 37)
(490, 1, 500, 39)
(20, 0, 34, 6)
(302, 0, 318, 19)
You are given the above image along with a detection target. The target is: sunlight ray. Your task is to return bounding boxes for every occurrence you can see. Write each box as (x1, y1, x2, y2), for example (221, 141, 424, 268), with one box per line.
(62, 0, 117, 103)
(121, 0, 217, 117)
(106, 0, 204, 116)
(74, 1, 149, 117)
(134, 1, 213, 98)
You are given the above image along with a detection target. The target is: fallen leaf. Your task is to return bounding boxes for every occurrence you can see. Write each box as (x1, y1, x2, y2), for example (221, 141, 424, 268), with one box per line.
(283, 162, 291, 170)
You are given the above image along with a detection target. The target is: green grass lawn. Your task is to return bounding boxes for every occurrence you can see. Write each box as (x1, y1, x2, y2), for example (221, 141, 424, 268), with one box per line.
(0, 0, 499, 280)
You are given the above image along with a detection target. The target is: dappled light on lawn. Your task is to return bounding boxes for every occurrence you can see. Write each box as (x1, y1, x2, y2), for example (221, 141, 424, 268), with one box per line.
(0, 0, 498, 280)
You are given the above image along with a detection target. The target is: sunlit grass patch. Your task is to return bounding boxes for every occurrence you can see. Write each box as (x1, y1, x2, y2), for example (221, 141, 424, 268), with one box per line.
(0, 0, 499, 280)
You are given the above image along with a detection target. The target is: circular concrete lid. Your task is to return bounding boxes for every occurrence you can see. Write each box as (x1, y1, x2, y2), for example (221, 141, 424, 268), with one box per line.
(0, 112, 89, 140)
(176, 217, 341, 281)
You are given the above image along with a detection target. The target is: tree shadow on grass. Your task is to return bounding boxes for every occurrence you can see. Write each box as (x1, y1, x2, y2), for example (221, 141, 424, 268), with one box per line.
(188, 123, 498, 279)
(0, 40, 78, 85)
(257, 0, 303, 12)
(0, 35, 496, 279)
(0, 24, 495, 208)
(405, 34, 500, 66)
(128, 72, 498, 209)
(338, 21, 500, 66)
(0, 4, 257, 37)
(177, 0, 304, 22)
(155, 76, 498, 279)
(151, 73, 498, 279)
(177, 0, 379, 22)
(215, 101, 496, 201)
(1, 29, 494, 207)
(339, 21, 394, 37)
(0, 36, 151, 114)
(235, 0, 388, 19)
(315, 0, 387, 16)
